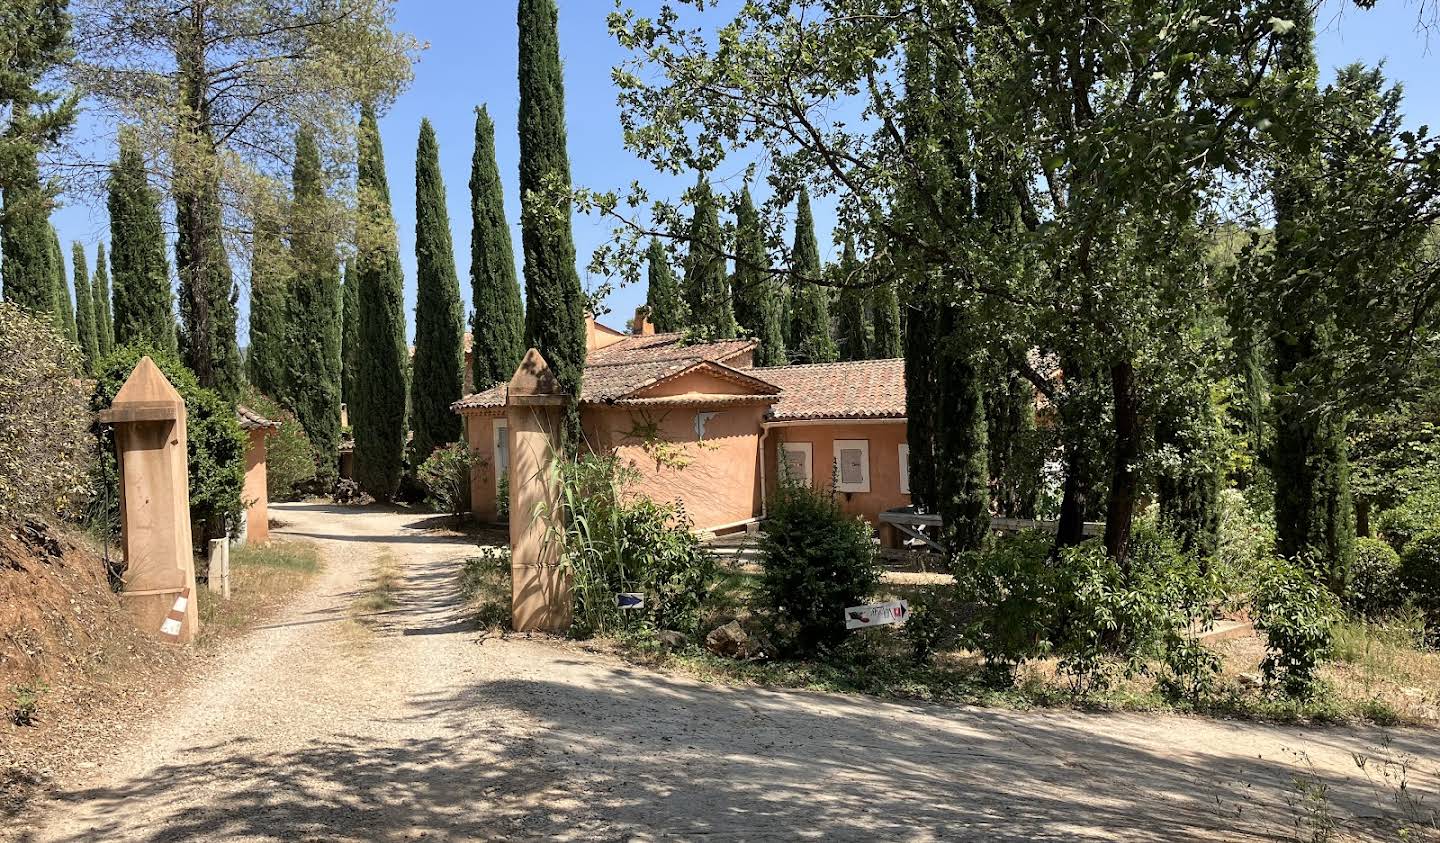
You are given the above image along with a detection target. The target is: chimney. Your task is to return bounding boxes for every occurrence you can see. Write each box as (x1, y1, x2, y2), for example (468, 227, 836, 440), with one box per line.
(632, 305, 655, 336)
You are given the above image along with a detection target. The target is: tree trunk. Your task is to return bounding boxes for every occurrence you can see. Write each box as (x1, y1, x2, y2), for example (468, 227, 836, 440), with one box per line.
(1104, 361, 1141, 566)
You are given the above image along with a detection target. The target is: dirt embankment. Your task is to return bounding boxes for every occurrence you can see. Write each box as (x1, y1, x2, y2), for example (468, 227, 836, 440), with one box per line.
(0, 520, 185, 819)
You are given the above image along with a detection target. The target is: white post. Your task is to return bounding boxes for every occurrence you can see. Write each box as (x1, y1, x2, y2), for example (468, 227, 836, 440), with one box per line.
(208, 538, 229, 599)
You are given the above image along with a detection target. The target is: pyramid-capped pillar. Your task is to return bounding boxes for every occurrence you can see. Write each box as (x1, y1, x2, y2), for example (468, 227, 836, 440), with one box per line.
(506, 348, 570, 632)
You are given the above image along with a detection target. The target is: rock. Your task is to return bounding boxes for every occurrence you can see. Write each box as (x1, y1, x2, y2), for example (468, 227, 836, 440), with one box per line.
(705, 621, 752, 659)
(1238, 672, 1264, 690)
(656, 630, 688, 651)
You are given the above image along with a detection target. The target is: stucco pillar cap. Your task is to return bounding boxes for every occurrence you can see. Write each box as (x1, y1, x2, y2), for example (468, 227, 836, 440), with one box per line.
(508, 348, 567, 407)
(98, 356, 184, 423)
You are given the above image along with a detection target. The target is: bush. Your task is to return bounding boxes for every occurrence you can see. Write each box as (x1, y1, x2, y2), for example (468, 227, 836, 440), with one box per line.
(1251, 558, 1340, 697)
(1348, 537, 1404, 619)
(1399, 531, 1440, 624)
(239, 387, 316, 501)
(559, 454, 718, 637)
(0, 303, 92, 523)
(92, 345, 247, 544)
(1375, 484, 1440, 553)
(758, 478, 881, 656)
(952, 530, 1057, 679)
(417, 442, 483, 517)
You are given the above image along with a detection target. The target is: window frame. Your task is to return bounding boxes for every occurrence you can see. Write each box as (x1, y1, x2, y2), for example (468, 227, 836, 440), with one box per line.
(493, 418, 510, 481)
(833, 439, 871, 494)
(899, 443, 911, 495)
(779, 441, 813, 485)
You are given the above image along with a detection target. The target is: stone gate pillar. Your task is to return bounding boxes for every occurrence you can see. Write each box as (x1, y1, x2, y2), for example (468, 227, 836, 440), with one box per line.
(506, 348, 571, 632)
(98, 357, 200, 643)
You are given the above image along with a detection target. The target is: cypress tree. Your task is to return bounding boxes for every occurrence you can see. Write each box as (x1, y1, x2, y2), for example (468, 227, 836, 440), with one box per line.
(731, 188, 785, 365)
(986, 369, 1039, 518)
(288, 126, 343, 484)
(788, 188, 837, 363)
(410, 118, 465, 461)
(108, 128, 176, 352)
(899, 38, 939, 511)
(682, 175, 736, 338)
(47, 226, 75, 341)
(72, 241, 98, 371)
(871, 278, 902, 358)
(93, 243, 114, 356)
(835, 237, 870, 361)
(644, 237, 683, 333)
(468, 105, 526, 390)
(1, 147, 54, 315)
(518, 0, 588, 446)
(341, 260, 358, 409)
(247, 198, 290, 400)
(352, 104, 408, 501)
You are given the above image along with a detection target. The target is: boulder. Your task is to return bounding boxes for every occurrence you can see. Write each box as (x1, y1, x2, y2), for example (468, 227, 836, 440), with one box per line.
(705, 620, 752, 659)
(656, 630, 688, 651)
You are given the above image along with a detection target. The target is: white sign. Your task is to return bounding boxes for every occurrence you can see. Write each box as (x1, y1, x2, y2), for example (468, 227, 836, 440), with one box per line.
(844, 599, 909, 630)
(616, 593, 645, 609)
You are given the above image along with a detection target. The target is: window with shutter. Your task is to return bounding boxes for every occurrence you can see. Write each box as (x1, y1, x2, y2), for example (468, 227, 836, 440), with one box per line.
(832, 439, 870, 493)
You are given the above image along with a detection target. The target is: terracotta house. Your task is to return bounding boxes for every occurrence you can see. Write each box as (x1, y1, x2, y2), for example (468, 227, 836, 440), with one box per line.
(453, 314, 911, 536)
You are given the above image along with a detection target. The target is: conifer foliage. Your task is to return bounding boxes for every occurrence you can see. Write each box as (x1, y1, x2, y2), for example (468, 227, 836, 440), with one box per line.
(341, 261, 358, 408)
(352, 105, 409, 501)
(108, 128, 175, 352)
(247, 198, 290, 402)
(517, 0, 588, 445)
(835, 237, 870, 361)
(644, 237, 683, 333)
(787, 188, 837, 364)
(47, 226, 75, 342)
(0, 150, 54, 316)
(410, 118, 465, 462)
(468, 105, 526, 391)
(682, 176, 736, 338)
(731, 187, 785, 365)
(93, 243, 114, 356)
(71, 241, 98, 371)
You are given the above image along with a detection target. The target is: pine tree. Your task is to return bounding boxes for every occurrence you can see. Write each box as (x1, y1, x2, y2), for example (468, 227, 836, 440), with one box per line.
(341, 260, 358, 408)
(47, 225, 75, 342)
(247, 198, 290, 400)
(788, 188, 837, 363)
(835, 237, 870, 361)
(288, 126, 343, 484)
(352, 104, 408, 501)
(93, 243, 114, 356)
(71, 241, 98, 370)
(108, 128, 175, 352)
(871, 278, 902, 359)
(518, 0, 588, 446)
(468, 105, 526, 390)
(0, 147, 55, 315)
(731, 188, 785, 365)
(410, 118, 465, 461)
(682, 175, 736, 338)
(644, 237, 683, 332)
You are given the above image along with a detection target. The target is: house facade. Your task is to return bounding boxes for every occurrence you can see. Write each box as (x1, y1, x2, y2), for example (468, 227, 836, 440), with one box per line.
(453, 314, 911, 537)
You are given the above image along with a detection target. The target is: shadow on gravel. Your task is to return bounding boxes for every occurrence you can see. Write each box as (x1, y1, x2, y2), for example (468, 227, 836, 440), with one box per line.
(26, 668, 1433, 841)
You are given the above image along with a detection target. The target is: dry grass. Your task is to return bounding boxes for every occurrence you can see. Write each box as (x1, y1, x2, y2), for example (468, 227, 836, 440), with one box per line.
(197, 541, 321, 644)
(355, 552, 401, 614)
(458, 549, 511, 630)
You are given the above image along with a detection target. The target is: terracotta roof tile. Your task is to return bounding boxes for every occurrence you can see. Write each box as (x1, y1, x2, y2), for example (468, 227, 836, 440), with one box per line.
(236, 404, 281, 430)
(761, 358, 906, 421)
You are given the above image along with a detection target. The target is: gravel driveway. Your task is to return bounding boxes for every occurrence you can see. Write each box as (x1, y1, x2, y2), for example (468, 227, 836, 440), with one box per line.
(11, 502, 1438, 841)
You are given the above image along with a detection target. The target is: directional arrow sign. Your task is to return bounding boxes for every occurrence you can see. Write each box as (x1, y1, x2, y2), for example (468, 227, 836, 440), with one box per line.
(844, 599, 909, 630)
(616, 592, 645, 609)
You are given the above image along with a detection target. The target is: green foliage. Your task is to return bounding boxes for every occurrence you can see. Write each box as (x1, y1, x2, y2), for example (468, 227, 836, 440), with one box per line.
(92, 243, 114, 356)
(47, 225, 74, 342)
(0, 302, 92, 523)
(870, 279, 902, 360)
(1375, 484, 1440, 554)
(1399, 531, 1440, 626)
(786, 188, 836, 364)
(835, 238, 869, 361)
(174, 146, 242, 401)
(758, 478, 881, 656)
(10, 681, 46, 727)
(340, 261, 357, 406)
(730, 188, 785, 365)
(71, 242, 98, 372)
(417, 441, 482, 517)
(410, 118, 465, 461)
(286, 126, 343, 485)
(681, 176, 736, 338)
(556, 454, 719, 637)
(0, 0, 77, 196)
(496, 472, 510, 521)
(468, 105, 526, 391)
(92, 345, 247, 542)
(1251, 557, 1340, 698)
(1348, 537, 1404, 620)
(108, 128, 175, 353)
(644, 236, 683, 333)
(247, 197, 291, 401)
(952, 531, 1057, 678)
(352, 104, 409, 502)
(985, 370, 1045, 519)
(1, 147, 56, 316)
(239, 387, 315, 501)
(518, 0, 587, 447)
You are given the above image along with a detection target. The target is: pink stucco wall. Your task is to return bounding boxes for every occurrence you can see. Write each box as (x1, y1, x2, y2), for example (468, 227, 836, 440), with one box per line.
(763, 421, 912, 529)
(465, 411, 504, 523)
(244, 428, 270, 543)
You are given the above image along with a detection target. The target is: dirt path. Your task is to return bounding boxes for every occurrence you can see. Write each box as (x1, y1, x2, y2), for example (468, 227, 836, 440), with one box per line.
(11, 503, 1438, 841)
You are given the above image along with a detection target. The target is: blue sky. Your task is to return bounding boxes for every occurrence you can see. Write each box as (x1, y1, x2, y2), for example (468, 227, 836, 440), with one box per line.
(48, 0, 1439, 346)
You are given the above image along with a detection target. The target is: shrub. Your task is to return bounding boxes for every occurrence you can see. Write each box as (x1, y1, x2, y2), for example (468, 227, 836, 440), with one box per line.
(952, 530, 1057, 679)
(1251, 558, 1340, 697)
(1375, 484, 1440, 553)
(417, 442, 483, 517)
(1348, 537, 1404, 620)
(1399, 531, 1440, 624)
(758, 478, 881, 656)
(239, 387, 316, 501)
(0, 303, 92, 523)
(1051, 539, 1171, 696)
(92, 345, 247, 544)
(558, 454, 718, 637)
